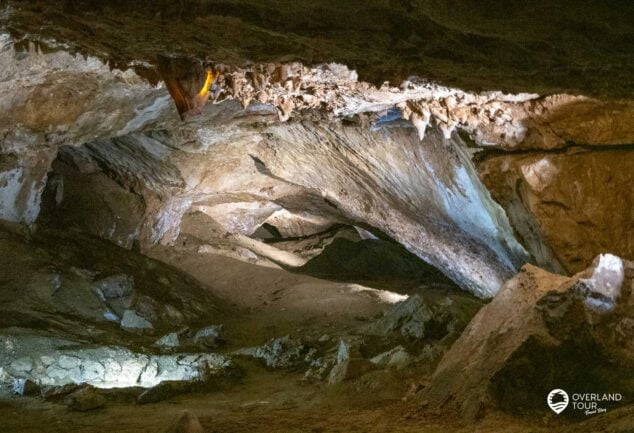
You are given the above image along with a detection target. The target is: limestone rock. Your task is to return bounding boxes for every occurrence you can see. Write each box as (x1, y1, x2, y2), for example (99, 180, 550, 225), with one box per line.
(9, 357, 33, 373)
(162, 410, 204, 433)
(121, 310, 154, 332)
(58, 355, 80, 370)
(154, 333, 180, 349)
(193, 325, 224, 349)
(363, 293, 480, 342)
(370, 346, 413, 370)
(478, 148, 634, 274)
(41, 383, 81, 401)
(236, 336, 317, 369)
(327, 341, 375, 385)
(64, 387, 107, 411)
(425, 255, 634, 420)
(12, 378, 39, 396)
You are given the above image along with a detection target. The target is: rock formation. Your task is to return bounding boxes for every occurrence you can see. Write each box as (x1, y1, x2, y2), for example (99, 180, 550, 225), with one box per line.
(424, 254, 634, 419)
(478, 147, 634, 274)
(0, 1, 633, 431)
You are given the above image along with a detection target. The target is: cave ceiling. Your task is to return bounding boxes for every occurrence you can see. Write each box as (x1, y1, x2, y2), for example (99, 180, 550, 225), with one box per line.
(4, 0, 633, 98)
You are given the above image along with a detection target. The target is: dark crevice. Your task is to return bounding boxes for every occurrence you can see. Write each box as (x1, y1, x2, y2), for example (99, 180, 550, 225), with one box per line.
(473, 142, 634, 165)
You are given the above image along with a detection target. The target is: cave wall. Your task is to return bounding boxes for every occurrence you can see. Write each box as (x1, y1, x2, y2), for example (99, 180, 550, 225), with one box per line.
(1, 28, 632, 299)
(0, 32, 168, 224)
(478, 147, 634, 274)
(37, 102, 528, 298)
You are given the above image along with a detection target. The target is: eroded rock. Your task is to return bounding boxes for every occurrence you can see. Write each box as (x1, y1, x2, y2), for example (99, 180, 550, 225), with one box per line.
(425, 254, 634, 419)
(478, 147, 634, 274)
(154, 333, 180, 349)
(236, 336, 318, 370)
(363, 293, 480, 342)
(93, 274, 134, 300)
(12, 378, 39, 396)
(193, 326, 224, 349)
(64, 386, 106, 411)
(121, 309, 154, 332)
(163, 410, 204, 433)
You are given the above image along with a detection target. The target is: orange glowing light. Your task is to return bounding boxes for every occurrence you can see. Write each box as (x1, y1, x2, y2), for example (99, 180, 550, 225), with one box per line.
(198, 69, 215, 97)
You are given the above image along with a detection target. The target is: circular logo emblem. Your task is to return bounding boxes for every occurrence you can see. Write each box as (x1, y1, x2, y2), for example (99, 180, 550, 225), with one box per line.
(547, 389, 569, 414)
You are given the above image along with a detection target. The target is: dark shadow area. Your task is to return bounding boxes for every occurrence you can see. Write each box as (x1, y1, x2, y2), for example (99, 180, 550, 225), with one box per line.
(291, 237, 458, 292)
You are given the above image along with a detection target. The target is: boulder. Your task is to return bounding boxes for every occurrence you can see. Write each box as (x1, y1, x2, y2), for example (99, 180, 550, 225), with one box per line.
(193, 325, 224, 349)
(370, 346, 413, 370)
(363, 293, 480, 342)
(64, 386, 107, 411)
(13, 378, 40, 396)
(121, 309, 154, 332)
(327, 340, 374, 384)
(58, 355, 80, 369)
(425, 254, 634, 420)
(162, 410, 204, 433)
(236, 336, 317, 369)
(9, 357, 33, 373)
(154, 333, 180, 349)
(41, 383, 81, 401)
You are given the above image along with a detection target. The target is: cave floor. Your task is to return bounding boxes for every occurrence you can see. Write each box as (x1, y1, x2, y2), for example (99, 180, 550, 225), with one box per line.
(2, 226, 634, 432)
(2, 361, 633, 433)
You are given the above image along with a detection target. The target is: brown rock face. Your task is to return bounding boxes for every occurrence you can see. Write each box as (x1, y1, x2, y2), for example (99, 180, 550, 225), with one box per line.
(425, 254, 634, 419)
(478, 147, 634, 274)
(163, 411, 204, 433)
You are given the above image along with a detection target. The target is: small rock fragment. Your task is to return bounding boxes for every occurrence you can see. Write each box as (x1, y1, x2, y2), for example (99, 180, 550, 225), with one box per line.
(163, 410, 204, 433)
(64, 387, 106, 411)
(370, 346, 413, 369)
(41, 383, 81, 401)
(154, 332, 180, 349)
(193, 325, 223, 348)
(121, 309, 154, 331)
(13, 378, 40, 396)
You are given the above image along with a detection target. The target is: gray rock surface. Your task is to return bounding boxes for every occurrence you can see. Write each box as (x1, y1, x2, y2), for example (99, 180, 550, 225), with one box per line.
(12, 378, 39, 396)
(425, 255, 634, 420)
(0, 333, 232, 388)
(236, 336, 318, 369)
(120, 309, 154, 331)
(363, 293, 479, 342)
(370, 346, 413, 370)
(193, 326, 223, 349)
(154, 333, 180, 349)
